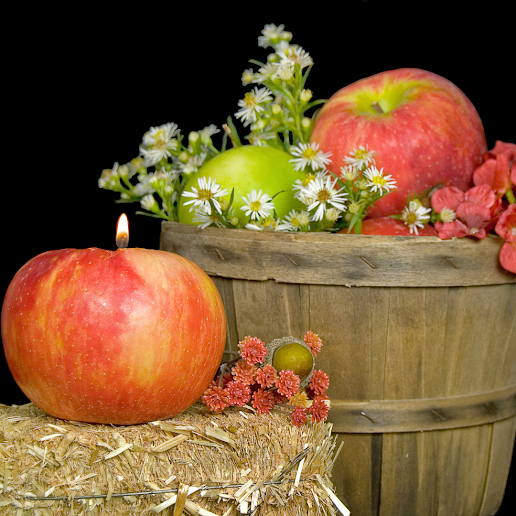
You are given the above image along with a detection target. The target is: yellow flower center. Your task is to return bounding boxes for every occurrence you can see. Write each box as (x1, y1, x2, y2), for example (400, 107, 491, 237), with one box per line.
(302, 147, 318, 160)
(302, 173, 316, 186)
(250, 200, 262, 211)
(244, 92, 257, 107)
(371, 175, 387, 186)
(198, 189, 213, 201)
(317, 189, 331, 203)
(405, 212, 418, 225)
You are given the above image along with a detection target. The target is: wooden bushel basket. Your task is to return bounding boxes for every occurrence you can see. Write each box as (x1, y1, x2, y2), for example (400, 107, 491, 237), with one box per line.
(160, 221, 516, 516)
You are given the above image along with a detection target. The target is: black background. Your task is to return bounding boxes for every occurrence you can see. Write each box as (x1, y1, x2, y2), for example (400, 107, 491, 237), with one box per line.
(2, 2, 515, 513)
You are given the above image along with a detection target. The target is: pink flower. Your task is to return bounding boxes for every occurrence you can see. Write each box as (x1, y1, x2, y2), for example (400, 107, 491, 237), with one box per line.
(473, 153, 512, 198)
(431, 185, 464, 213)
(276, 370, 301, 398)
(495, 204, 516, 274)
(499, 242, 516, 274)
(252, 388, 275, 414)
(485, 140, 516, 166)
(226, 380, 251, 407)
(291, 406, 308, 427)
(433, 184, 501, 240)
(256, 364, 278, 388)
(238, 336, 268, 365)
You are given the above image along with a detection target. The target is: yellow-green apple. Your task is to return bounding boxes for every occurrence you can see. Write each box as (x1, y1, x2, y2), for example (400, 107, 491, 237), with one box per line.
(1, 248, 226, 425)
(178, 145, 307, 225)
(311, 68, 487, 217)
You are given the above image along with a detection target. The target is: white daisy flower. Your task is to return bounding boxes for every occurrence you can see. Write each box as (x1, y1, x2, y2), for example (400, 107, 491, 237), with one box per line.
(258, 24, 291, 48)
(246, 216, 291, 232)
(192, 210, 226, 229)
(440, 207, 456, 223)
(254, 62, 277, 83)
(178, 153, 207, 176)
(241, 69, 257, 85)
(139, 123, 180, 165)
(292, 171, 327, 193)
(276, 45, 313, 70)
(363, 165, 397, 196)
(98, 162, 120, 188)
(344, 145, 377, 170)
(241, 190, 275, 220)
(132, 176, 154, 197)
(199, 125, 220, 146)
(235, 87, 273, 127)
(300, 176, 348, 222)
(248, 132, 277, 146)
(141, 193, 159, 211)
(340, 164, 359, 182)
(273, 60, 294, 81)
(401, 200, 432, 234)
(182, 176, 229, 215)
(282, 210, 311, 231)
(289, 142, 332, 172)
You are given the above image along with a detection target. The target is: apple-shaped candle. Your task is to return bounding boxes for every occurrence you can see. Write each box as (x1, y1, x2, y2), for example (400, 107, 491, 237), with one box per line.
(1, 214, 226, 425)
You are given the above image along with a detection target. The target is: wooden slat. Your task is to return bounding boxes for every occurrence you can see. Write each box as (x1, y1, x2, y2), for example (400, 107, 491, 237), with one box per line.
(477, 417, 516, 515)
(160, 222, 516, 287)
(328, 384, 516, 433)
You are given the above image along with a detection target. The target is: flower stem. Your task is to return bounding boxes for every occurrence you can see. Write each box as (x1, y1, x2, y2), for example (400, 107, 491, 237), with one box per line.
(506, 188, 516, 204)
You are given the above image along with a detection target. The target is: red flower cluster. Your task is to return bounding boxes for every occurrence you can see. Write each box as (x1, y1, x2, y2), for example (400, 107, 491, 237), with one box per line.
(431, 141, 516, 273)
(200, 332, 331, 427)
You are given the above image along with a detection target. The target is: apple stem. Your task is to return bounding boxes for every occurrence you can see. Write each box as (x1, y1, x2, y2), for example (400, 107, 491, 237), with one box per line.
(372, 101, 384, 114)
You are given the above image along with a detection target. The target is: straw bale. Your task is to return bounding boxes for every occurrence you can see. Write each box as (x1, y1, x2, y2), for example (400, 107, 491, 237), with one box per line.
(0, 402, 343, 516)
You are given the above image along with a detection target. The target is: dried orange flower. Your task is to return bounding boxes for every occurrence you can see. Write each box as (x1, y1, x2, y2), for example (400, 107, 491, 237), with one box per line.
(276, 369, 300, 398)
(256, 364, 278, 388)
(231, 360, 258, 385)
(226, 380, 251, 407)
(292, 406, 308, 427)
(309, 369, 330, 396)
(309, 396, 330, 423)
(202, 385, 229, 413)
(252, 388, 275, 414)
(304, 330, 322, 356)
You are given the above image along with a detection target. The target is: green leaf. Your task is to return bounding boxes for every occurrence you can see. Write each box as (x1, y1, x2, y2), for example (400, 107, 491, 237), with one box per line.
(226, 116, 242, 147)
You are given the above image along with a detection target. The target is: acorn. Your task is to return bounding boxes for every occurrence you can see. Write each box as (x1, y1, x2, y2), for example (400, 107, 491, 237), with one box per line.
(264, 336, 315, 388)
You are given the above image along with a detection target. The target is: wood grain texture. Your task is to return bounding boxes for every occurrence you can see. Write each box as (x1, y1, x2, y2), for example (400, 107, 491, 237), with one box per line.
(160, 223, 516, 516)
(160, 222, 516, 287)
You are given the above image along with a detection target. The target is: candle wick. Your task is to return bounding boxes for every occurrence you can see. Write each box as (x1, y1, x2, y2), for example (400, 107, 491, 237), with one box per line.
(116, 234, 129, 249)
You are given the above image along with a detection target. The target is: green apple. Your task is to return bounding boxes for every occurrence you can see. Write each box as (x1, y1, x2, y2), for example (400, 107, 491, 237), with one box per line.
(178, 145, 307, 226)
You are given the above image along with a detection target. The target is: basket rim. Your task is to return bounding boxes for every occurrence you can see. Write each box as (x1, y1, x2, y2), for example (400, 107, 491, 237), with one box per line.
(160, 221, 516, 287)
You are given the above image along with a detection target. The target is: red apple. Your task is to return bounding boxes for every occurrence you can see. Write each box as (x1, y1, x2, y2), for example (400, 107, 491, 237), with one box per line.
(341, 216, 438, 236)
(1, 248, 226, 425)
(311, 68, 487, 217)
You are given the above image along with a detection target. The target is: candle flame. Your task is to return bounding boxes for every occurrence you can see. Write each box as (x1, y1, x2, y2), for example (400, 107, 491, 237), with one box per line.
(116, 213, 129, 249)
